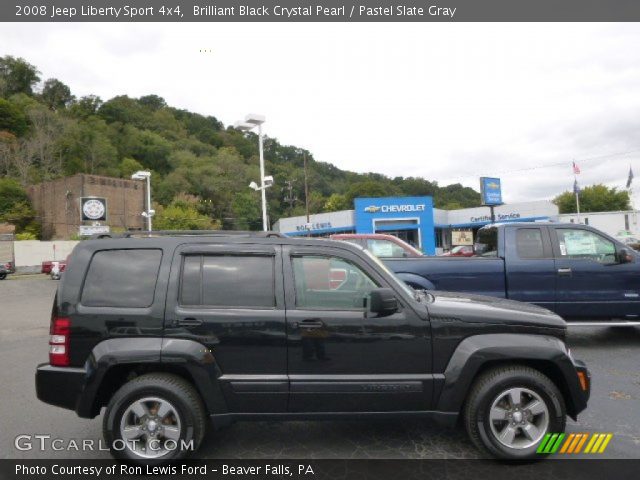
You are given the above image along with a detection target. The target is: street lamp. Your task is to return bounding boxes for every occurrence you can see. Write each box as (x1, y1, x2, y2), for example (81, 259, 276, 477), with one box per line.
(131, 170, 154, 231)
(234, 114, 270, 231)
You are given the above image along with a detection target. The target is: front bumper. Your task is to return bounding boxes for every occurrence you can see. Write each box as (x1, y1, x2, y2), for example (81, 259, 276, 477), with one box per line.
(35, 363, 86, 412)
(571, 359, 591, 415)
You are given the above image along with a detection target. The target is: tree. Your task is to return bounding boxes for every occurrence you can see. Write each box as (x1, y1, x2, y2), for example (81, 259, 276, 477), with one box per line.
(324, 193, 351, 212)
(0, 98, 29, 136)
(41, 78, 74, 110)
(119, 157, 144, 178)
(68, 95, 103, 119)
(153, 196, 219, 230)
(0, 177, 40, 236)
(553, 184, 631, 214)
(0, 56, 40, 96)
(345, 180, 391, 203)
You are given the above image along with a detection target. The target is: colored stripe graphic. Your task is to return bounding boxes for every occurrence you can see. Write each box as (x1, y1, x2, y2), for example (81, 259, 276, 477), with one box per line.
(538, 433, 613, 454)
(537, 433, 565, 453)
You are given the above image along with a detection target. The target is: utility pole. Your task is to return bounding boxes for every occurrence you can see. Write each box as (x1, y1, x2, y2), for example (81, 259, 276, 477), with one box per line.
(303, 152, 310, 223)
(283, 180, 297, 216)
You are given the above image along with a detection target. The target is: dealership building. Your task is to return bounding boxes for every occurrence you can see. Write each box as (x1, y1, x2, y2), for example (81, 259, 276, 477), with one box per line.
(274, 197, 562, 255)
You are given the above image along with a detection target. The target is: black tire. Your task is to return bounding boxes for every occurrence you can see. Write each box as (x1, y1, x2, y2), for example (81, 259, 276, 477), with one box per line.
(464, 365, 566, 460)
(0, 272, 6, 280)
(103, 373, 207, 463)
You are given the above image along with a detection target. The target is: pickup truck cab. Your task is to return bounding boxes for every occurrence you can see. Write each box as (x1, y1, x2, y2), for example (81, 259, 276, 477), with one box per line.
(36, 230, 589, 462)
(385, 222, 639, 323)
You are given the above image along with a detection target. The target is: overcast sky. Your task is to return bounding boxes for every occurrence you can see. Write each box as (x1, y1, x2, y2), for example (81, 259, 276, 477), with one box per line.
(2, 22, 639, 204)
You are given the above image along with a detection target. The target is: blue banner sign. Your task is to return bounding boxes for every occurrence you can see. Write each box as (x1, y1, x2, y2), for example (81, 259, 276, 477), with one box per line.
(480, 177, 502, 206)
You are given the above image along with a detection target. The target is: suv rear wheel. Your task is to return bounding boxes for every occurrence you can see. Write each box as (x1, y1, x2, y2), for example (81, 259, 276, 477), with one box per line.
(103, 373, 206, 462)
(464, 365, 566, 459)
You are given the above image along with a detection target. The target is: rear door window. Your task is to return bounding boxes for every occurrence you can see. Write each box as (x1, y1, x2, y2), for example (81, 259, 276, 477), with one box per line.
(81, 249, 162, 307)
(516, 228, 545, 259)
(180, 254, 276, 308)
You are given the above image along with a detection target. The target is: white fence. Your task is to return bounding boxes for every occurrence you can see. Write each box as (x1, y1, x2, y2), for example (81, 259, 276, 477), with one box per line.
(14, 241, 79, 273)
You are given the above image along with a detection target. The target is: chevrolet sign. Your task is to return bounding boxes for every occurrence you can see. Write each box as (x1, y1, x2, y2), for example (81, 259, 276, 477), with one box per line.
(364, 204, 426, 213)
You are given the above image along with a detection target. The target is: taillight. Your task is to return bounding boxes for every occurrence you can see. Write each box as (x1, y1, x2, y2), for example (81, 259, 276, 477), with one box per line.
(49, 316, 71, 367)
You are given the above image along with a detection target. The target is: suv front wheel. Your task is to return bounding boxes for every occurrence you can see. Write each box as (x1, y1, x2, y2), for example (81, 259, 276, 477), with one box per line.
(103, 373, 207, 462)
(464, 365, 566, 459)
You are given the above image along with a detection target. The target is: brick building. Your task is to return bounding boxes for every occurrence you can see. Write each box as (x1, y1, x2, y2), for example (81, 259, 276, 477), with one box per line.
(27, 174, 146, 239)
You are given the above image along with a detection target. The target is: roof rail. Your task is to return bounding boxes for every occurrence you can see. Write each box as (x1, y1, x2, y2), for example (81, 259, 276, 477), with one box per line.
(91, 230, 285, 239)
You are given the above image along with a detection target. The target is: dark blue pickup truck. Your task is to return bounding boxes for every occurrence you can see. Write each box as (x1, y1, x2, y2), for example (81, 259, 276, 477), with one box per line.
(384, 223, 639, 323)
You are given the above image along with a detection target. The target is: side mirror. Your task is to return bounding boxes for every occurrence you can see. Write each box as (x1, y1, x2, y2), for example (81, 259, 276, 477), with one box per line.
(618, 247, 634, 264)
(366, 288, 398, 317)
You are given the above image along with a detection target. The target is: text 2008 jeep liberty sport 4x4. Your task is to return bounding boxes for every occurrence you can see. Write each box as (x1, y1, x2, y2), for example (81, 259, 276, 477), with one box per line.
(36, 231, 590, 461)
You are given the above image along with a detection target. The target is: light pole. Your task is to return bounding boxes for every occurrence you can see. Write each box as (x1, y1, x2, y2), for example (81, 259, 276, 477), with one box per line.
(131, 170, 154, 231)
(235, 114, 270, 231)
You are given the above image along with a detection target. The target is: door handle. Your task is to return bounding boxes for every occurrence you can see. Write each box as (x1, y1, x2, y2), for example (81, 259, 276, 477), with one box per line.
(296, 319, 324, 329)
(557, 268, 572, 276)
(177, 317, 203, 327)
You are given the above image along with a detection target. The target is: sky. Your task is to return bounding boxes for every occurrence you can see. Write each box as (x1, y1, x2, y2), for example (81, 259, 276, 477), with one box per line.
(2, 22, 640, 205)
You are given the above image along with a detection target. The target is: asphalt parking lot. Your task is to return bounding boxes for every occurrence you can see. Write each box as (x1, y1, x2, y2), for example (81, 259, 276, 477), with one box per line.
(0, 277, 638, 460)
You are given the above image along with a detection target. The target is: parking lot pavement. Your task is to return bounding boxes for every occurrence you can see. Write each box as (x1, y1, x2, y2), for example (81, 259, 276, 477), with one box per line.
(1, 277, 638, 459)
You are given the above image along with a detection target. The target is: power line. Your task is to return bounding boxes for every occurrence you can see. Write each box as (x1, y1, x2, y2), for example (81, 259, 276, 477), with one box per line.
(475, 149, 640, 177)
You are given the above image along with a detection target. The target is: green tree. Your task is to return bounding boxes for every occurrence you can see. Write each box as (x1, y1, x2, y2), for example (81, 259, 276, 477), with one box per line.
(0, 56, 40, 97)
(68, 95, 102, 119)
(0, 98, 29, 136)
(0, 177, 40, 236)
(119, 157, 144, 178)
(41, 78, 74, 110)
(553, 184, 631, 214)
(345, 180, 391, 203)
(153, 197, 219, 231)
(324, 193, 351, 212)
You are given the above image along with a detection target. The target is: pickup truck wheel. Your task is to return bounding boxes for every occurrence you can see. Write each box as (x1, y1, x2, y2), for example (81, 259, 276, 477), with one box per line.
(464, 365, 566, 459)
(0, 272, 6, 280)
(103, 373, 206, 462)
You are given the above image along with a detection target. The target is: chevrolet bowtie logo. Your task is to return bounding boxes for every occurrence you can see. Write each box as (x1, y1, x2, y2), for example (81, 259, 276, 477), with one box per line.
(364, 206, 381, 213)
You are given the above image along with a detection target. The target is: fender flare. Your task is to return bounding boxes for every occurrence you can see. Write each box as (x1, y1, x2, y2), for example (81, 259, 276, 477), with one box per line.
(76, 337, 227, 418)
(395, 272, 436, 290)
(435, 333, 586, 418)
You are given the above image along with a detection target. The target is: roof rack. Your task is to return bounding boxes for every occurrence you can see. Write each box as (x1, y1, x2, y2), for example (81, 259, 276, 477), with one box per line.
(91, 230, 285, 239)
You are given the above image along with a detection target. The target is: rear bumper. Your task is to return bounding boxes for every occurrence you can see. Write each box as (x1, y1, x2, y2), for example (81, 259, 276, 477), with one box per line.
(35, 363, 86, 413)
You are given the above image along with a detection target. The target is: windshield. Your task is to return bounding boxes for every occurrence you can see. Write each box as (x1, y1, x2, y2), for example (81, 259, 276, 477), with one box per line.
(362, 248, 415, 298)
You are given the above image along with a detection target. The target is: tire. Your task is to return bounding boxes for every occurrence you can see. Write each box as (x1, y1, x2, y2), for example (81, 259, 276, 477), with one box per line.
(0, 272, 6, 280)
(464, 365, 566, 460)
(103, 373, 207, 463)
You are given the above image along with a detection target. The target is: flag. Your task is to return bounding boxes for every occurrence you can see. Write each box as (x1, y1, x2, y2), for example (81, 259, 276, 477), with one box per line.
(572, 161, 581, 175)
(627, 167, 634, 189)
(573, 179, 580, 194)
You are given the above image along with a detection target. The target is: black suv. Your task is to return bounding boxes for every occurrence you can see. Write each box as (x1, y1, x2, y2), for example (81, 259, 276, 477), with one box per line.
(36, 231, 590, 461)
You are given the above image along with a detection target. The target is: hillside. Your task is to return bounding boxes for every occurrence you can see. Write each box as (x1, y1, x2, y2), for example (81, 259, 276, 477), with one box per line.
(0, 56, 480, 232)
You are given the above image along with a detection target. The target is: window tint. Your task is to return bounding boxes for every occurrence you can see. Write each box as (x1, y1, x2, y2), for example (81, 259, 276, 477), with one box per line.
(366, 239, 407, 258)
(292, 256, 378, 309)
(475, 227, 498, 257)
(556, 229, 617, 264)
(180, 255, 275, 308)
(82, 249, 162, 307)
(516, 229, 545, 259)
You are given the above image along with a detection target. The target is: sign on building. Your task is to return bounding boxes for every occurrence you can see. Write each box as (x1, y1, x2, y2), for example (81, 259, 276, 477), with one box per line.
(452, 230, 474, 246)
(80, 197, 107, 221)
(79, 225, 110, 236)
(480, 177, 503, 206)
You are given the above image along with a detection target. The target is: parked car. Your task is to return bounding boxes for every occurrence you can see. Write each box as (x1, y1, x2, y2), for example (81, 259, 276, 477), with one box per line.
(384, 222, 638, 323)
(616, 235, 640, 251)
(330, 233, 423, 258)
(36, 230, 589, 461)
(42, 260, 67, 275)
(441, 245, 474, 257)
(0, 261, 13, 280)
